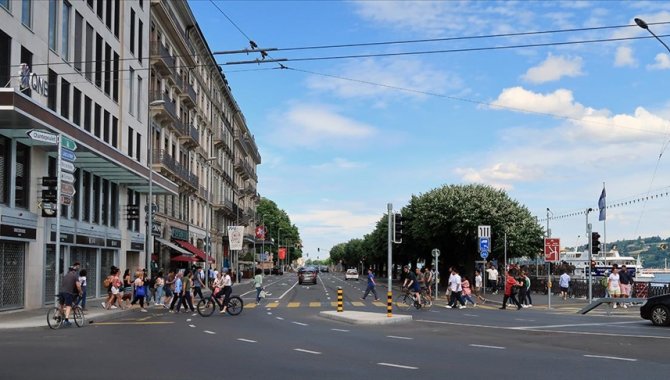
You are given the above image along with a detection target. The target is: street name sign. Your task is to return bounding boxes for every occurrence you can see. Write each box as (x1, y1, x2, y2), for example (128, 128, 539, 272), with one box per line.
(60, 160, 75, 173)
(61, 136, 77, 151)
(60, 172, 75, 183)
(27, 129, 58, 144)
(544, 238, 560, 262)
(60, 195, 72, 206)
(61, 149, 77, 162)
(61, 183, 76, 196)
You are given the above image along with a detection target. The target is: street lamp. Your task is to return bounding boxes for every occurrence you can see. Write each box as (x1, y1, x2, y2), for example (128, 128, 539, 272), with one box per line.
(146, 99, 165, 280)
(204, 157, 216, 273)
(635, 18, 670, 54)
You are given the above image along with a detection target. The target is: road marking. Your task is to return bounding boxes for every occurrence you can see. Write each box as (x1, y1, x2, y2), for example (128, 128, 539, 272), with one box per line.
(266, 303, 279, 308)
(189, 324, 196, 328)
(204, 330, 216, 335)
(584, 355, 637, 362)
(514, 319, 535, 322)
(287, 302, 300, 308)
(186, 319, 192, 322)
(192, 313, 197, 316)
(351, 301, 364, 307)
(330, 301, 339, 307)
(331, 328, 349, 332)
(294, 348, 321, 355)
(373, 301, 386, 307)
(276, 317, 284, 320)
(278, 281, 299, 300)
(470, 344, 505, 350)
(387, 335, 413, 340)
(377, 363, 418, 370)
(88, 321, 174, 326)
(309, 302, 321, 307)
(237, 338, 257, 343)
(511, 321, 641, 330)
(245, 303, 257, 309)
(292, 321, 308, 326)
(464, 314, 479, 317)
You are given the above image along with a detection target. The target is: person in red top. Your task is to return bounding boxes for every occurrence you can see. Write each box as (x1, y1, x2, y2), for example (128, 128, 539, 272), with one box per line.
(499, 269, 523, 310)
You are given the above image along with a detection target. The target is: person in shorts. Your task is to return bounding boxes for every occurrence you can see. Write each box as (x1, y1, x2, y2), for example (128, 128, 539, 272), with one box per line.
(618, 265, 633, 308)
(608, 265, 622, 308)
(559, 271, 571, 300)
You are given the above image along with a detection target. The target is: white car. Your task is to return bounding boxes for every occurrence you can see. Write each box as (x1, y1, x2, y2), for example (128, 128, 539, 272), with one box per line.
(345, 269, 359, 281)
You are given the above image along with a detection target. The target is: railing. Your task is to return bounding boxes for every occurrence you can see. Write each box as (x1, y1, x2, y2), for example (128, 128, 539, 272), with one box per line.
(149, 41, 175, 72)
(528, 276, 670, 299)
(149, 90, 177, 119)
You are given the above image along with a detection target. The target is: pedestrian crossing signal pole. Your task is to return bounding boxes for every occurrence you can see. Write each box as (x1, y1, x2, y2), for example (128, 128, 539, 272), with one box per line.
(337, 287, 343, 312)
(387, 203, 393, 317)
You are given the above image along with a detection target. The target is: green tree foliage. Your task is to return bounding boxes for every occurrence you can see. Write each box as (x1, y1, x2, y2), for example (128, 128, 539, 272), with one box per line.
(256, 198, 302, 262)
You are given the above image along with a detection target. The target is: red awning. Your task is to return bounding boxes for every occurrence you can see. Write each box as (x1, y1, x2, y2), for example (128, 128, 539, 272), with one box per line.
(171, 255, 198, 262)
(174, 240, 215, 263)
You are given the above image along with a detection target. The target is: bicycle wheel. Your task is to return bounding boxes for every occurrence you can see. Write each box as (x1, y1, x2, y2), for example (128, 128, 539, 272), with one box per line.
(197, 298, 216, 317)
(395, 294, 411, 311)
(47, 307, 63, 330)
(72, 306, 85, 327)
(226, 296, 244, 316)
(421, 297, 433, 310)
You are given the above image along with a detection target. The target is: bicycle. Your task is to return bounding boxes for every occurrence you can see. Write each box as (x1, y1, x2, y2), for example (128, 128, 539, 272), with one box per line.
(196, 291, 244, 317)
(47, 294, 85, 329)
(395, 287, 432, 311)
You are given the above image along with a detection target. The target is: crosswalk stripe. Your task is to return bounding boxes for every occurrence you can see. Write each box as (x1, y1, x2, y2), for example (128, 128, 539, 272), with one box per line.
(309, 302, 321, 307)
(245, 303, 257, 309)
(372, 301, 385, 307)
(330, 301, 338, 307)
(266, 303, 279, 308)
(288, 302, 300, 308)
(351, 301, 364, 307)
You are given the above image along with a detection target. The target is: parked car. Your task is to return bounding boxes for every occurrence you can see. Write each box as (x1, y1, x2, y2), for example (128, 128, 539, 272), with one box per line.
(641, 293, 670, 326)
(271, 267, 284, 275)
(320, 266, 329, 273)
(345, 269, 359, 281)
(298, 266, 318, 285)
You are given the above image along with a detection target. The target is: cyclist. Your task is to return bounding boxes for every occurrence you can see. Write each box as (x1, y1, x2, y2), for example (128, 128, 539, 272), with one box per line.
(59, 262, 82, 327)
(401, 266, 421, 307)
(220, 268, 233, 314)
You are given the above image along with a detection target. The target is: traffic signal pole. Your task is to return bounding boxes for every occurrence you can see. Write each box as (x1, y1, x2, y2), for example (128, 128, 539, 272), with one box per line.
(586, 208, 593, 304)
(387, 203, 392, 295)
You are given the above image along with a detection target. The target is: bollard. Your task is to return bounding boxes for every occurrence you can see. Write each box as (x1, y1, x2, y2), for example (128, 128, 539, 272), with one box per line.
(337, 287, 343, 312)
(387, 291, 393, 317)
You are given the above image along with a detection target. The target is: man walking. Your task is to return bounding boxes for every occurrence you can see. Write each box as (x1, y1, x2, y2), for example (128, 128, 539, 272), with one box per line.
(559, 270, 571, 300)
(361, 268, 379, 301)
(193, 267, 205, 302)
(445, 267, 465, 309)
(486, 264, 499, 294)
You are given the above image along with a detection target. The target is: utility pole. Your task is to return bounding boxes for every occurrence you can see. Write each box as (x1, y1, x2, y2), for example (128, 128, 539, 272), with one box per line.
(586, 208, 593, 304)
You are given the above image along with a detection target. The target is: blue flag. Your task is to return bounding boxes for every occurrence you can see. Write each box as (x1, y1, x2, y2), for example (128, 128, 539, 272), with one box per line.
(598, 188, 606, 221)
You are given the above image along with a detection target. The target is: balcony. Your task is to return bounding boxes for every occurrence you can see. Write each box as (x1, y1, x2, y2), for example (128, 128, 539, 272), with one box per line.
(234, 158, 256, 180)
(199, 185, 209, 201)
(170, 73, 183, 94)
(150, 41, 174, 76)
(152, 149, 198, 192)
(222, 171, 233, 185)
(180, 81, 197, 108)
(149, 90, 177, 122)
(178, 123, 199, 147)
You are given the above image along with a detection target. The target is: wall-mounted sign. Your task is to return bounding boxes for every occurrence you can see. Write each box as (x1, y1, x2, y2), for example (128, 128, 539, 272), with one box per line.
(19, 63, 48, 98)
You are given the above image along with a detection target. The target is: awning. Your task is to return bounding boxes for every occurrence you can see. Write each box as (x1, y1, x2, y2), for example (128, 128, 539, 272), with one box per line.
(171, 255, 198, 262)
(174, 239, 215, 263)
(156, 237, 192, 256)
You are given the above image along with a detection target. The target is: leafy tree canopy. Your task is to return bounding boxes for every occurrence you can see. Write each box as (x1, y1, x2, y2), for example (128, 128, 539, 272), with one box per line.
(256, 198, 302, 260)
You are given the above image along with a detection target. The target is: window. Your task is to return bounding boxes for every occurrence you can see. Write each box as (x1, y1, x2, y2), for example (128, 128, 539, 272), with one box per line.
(105, 0, 111, 29)
(104, 43, 111, 95)
(86, 0, 92, 9)
(61, 1, 70, 59)
(127, 127, 134, 157)
(47, 69, 57, 111)
(101, 179, 109, 225)
(95, 33, 102, 87)
(112, 52, 119, 101)
(0, 0, 9, 11)
(85, 23, 93, 81)
(73, 87, 81, 126)
(0, 136, 10, 205)
(82, 171, 90, 222)
(83, 96, 91, 132)
(0, 31, 10, 89)
(96, 0, 102, 19)
(22, 0, 32, 28)
(73, 12, 82, 71)
(48, 0, 57, 51)
(60, 78, 70, 119)
(93, 175, 100, 224)
(128, 67, 134, 115)
(111, 116, 118, 148)
(94, 103, 101, 137)
(136, 75, 142, 121)
(113, 0, 119, 38)
(135, 132, 141, 161)
(103, 110, 110, 143)
(129, 9, 135, 55)
(138, 20, 143, 63)
(72, 168, 80, 220)
(110, 182, 118, 227)
(15, 142, 30, 209)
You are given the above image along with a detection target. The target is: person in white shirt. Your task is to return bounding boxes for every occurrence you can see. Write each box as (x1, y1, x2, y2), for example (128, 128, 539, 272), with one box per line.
(445, 268, 466, 309)
(473, 269, 486, 304)
(77, 269, 87, 311)
(220, 269, 233, 314)
(608, 266, 621, 308)
(559, 271, 571, 300)
(486, 265, 499, 294)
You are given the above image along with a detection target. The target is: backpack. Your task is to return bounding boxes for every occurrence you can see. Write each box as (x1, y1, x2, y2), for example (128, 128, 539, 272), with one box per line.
(103, 276, 112, 288)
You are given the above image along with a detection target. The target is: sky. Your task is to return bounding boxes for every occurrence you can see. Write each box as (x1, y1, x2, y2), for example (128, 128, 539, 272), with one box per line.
(189, 1, 670, 260)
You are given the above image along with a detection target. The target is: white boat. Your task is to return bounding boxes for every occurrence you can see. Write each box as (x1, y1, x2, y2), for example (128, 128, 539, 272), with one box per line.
(559, 248, 652, 280)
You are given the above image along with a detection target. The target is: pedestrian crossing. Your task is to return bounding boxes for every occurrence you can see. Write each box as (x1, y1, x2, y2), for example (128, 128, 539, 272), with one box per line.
(244, 300, 389, 309)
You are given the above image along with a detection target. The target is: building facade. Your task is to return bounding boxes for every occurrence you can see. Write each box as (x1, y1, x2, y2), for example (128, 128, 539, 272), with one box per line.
(0, 0, 258, 312)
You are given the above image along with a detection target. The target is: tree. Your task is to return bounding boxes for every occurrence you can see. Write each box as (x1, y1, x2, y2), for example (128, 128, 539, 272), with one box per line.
(256, 198, 302, 264)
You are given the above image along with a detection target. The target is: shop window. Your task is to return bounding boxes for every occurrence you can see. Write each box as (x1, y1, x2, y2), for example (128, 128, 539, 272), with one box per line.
(14, 142, 30, 209)
(0, 136, 9, 205)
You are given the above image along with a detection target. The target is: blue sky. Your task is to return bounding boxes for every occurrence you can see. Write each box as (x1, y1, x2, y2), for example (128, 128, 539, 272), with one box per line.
(190, 1, 670, 260)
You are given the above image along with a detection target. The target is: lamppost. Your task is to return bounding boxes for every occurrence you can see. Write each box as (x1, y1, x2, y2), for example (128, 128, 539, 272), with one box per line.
(277, 227, 282, 270)
(635, 18, 670, 54)
(204, 157, 216, 273)
(586, 207, 594, 304)
(146, 99, 165, 280)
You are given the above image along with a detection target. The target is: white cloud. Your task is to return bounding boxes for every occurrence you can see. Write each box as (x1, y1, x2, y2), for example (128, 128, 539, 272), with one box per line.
(647, 53, 670, 70)
(311, 158, 366, 170)
(455, 163, 543, 190)
(521, 54, 584, 84)
(614, 46, 637, 67)
(269, 104, 377, 148)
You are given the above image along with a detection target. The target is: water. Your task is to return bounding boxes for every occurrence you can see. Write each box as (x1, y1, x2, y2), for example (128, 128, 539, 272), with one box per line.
(652, 273, 670, 283)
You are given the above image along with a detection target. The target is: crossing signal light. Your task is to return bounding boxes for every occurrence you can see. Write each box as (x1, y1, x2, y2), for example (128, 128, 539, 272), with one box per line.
(591, 260, 596, 269)
(393, 213, 403, 243)
(591, 232, 601, 256)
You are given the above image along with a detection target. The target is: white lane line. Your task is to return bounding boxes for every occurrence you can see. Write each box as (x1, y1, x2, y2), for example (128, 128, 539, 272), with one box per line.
(266, 312, 272, 315)
(584, 355, 637, 362)
(192, 313, 197, 317)
(237, 338, 257, 343)
(292, 321, 308, 326)
(204, 330, 216, 335)
(186, 319, 192, 322)
(377, 363, 418, 370)
(189, 324, 196, 328)
(464, 314, 479, 317)
(512, 321, 641, 330)
(294, 348, 321, 355)
(470, 344, 505, 350)
(276, 317, 284, 320)
(331, 328, 349, 332)
(240, 278, 286, 297)
(278, 281, 299, 299)
(387, 335, 413, 340)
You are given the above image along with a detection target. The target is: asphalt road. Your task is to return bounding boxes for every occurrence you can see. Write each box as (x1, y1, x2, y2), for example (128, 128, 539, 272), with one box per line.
(1, 272, 669, 379)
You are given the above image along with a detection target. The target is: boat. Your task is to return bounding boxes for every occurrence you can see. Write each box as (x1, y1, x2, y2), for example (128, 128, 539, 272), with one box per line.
(559, 247, 653, 280)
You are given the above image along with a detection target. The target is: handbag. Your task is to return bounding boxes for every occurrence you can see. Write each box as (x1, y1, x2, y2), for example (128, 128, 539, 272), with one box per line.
(260, 290, 267, 298)
(135, 286, 146, 297)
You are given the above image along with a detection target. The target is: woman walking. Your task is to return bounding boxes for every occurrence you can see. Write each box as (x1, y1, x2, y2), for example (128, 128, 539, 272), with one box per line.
(461, 276, 477, 306)
(168, 272, 184, 313)
(253, 268, 264, 304)
(130, 270, 148, 312)
(154, 271, 165, 307)
(121, 269, 133, 309)
(163, 270, 176, 308)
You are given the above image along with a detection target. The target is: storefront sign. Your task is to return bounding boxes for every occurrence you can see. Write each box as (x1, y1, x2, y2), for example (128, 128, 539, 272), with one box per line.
(106, 239, 121, 248)
(1, 224, 36, 239)
(19, 63, 48, 98)
(75, 234, 105, 247)
(50, 231, 74, 244)
(130, 242, 145, 251)
(171, 227, 188, 241)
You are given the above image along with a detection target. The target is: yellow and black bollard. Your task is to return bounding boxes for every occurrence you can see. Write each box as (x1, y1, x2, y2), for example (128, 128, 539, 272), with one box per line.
(387, 291, 393, 317)
(337, 287, 343, 312)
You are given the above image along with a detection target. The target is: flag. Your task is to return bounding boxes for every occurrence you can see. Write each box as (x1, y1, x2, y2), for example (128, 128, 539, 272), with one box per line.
(598, 187, 606, 221)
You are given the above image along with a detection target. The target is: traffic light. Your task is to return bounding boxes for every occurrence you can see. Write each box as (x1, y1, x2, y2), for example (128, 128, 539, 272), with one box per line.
(393, 213, 403, 243)
(590, 260, 596, 270)
(591, 232, 601, 255)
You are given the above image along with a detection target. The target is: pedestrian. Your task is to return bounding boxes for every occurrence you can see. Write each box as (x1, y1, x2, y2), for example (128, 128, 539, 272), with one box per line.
(517, 271, 528, 308)
(193, 267, 205, 302)
(500, 269, 523, 310)
(121, 269, 133, 309)
(163, 270, 175, 307)
(130, 270, 147, 312)
(445, 267, 465, 309)
(220, 268, 233, 314)
(169, 272, 184, 313)
(102, 267, 118, 310)
(182, 270, 195, 312)
(461, 276, 476, 306)
(253, 268, 264, 304)
(608, 265, 622, 308)
(424, 265, 435, 299)
(619, 264, 633, 308)
(473, 269, 486, 304)
(77, 269, 88, 311)
(154, 271, 165, 307)
(521, 271, 532, 307)
(559, 270, 571, 300)
(486, 264, 499, 294)
(361, 268, 379, 301)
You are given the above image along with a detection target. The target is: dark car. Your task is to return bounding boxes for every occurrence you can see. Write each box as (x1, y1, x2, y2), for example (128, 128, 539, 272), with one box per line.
(320, 266, 329, 273)
(298, 266, 318, 285)
(640, 293, 670, 326)
(271, 267, 283, 275)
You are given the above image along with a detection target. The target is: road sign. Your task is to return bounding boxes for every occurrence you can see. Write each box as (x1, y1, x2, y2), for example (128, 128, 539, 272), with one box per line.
(27, 129, 58, 144)
(61, 183, 76, 196)
(544, 238, 560, 262)
(61, 149, 77, 162)
(60, 160, 75, 173)
(61, 136, 77, 151)
(60, 172, 75, 183)
(480, 250, 489, 259)
(42, 189, 57, 202)
(41, 202, 57, 217)
(60, 195, 72, 206)
(478, 225, 491, 239)
(41, 176, 58, 187)
(431, 248, 440, 258)
(479, 237, 490, 252)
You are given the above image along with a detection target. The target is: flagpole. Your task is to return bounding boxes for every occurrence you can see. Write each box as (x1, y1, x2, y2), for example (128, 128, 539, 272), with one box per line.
(603, 182, 607, 254)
